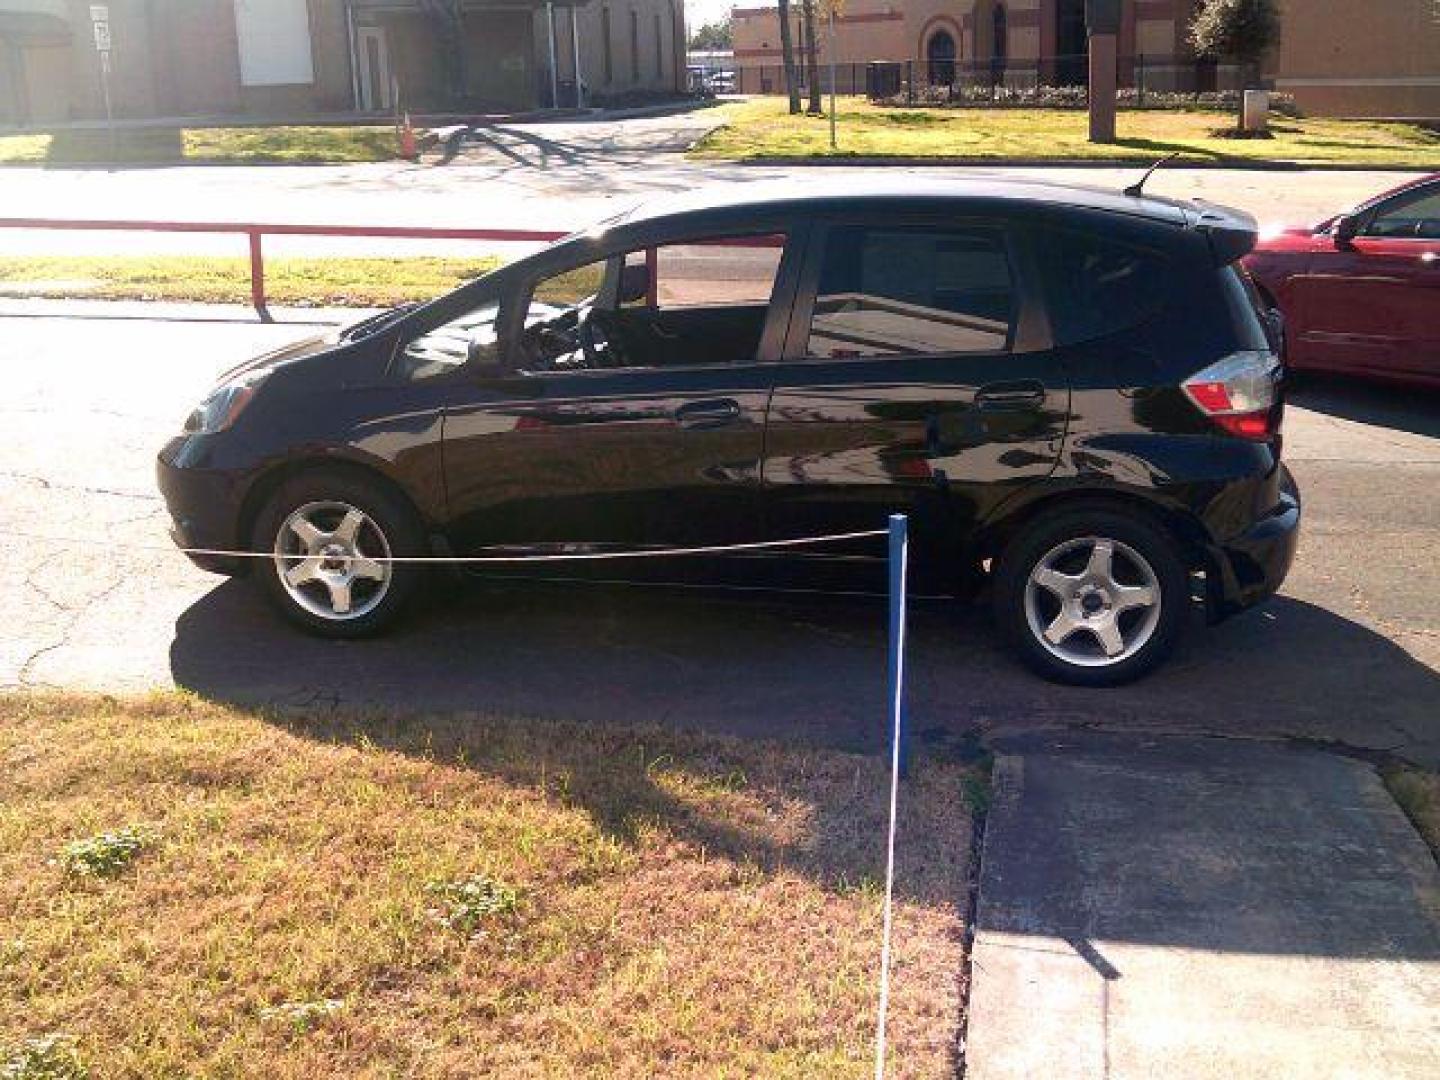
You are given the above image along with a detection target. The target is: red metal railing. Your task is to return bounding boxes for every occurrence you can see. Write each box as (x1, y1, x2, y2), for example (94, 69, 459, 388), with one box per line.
(0, 217, 569, 317)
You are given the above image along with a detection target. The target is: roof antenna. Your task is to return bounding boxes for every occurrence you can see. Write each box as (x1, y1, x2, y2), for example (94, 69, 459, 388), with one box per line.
(1123, 152, 1180, 198)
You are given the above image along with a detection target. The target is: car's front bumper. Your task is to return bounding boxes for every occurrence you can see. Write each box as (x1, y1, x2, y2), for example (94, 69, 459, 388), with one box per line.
(1205, 464, 1301, 621)
(156, 438, 249, 575)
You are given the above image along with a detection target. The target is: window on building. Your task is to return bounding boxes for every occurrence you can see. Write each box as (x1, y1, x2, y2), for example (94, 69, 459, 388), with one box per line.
(602, 7, 613, 83)
(630, 10, 640, 81)
(234, 0, 314, 87)
(806, 226, 1015, 358)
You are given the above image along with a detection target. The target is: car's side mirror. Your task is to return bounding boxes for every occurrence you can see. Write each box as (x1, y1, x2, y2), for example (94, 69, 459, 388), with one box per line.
(618, 262, 650, 306)
(1333, 214, 1361, 246)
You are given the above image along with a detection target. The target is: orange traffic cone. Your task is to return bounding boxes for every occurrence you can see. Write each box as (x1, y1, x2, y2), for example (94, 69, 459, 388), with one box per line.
(399, 113, 417, 160)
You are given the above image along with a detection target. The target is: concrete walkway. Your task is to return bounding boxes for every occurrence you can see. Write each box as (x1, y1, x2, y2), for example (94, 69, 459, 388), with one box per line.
(965, 732, 1440, 1079)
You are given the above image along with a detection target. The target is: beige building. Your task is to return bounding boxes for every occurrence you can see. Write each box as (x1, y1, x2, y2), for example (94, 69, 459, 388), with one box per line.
(0, 0, 685, 126)
(731, 0, 1440, 117)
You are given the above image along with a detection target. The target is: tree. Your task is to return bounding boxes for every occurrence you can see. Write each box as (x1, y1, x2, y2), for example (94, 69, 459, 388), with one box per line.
(802, 0, 822, 114)
(1189, 0, 1280, 107)
(688, 17, 732, 51)
(776, 0, 802, 115)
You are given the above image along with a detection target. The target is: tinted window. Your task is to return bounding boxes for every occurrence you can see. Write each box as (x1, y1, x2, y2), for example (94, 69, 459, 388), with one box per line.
(1366, 185, 1440, 240)
(1034, 229, 1168, 346)
(806, 225, 1014, 358)
(1219, 266, 1271, 352)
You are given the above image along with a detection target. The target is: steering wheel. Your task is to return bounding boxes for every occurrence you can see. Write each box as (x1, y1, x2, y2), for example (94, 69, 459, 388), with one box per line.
(577, 306, 617, 368)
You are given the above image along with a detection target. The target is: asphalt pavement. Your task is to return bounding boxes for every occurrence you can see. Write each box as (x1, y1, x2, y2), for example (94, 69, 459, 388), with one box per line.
(2, 299, 1437, 766)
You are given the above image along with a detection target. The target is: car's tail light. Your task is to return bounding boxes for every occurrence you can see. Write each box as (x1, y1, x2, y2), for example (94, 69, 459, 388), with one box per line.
(1182, 350, 1281, 440)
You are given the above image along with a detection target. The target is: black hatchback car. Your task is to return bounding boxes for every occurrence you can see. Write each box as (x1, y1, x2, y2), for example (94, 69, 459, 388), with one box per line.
(158, 178, 1299, 685)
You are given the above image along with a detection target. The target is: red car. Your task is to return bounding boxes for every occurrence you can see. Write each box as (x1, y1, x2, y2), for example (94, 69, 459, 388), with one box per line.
(1244, 173, 1440, 388)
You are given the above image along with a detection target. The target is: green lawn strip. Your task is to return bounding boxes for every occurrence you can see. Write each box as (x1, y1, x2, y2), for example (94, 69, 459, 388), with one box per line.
(1, 691, 975, 1077)
(691, 98, 1440, 166)
(1383, 765, 1440, 860)
(0, 125, 403, 165)
(0, 255, 503, 307)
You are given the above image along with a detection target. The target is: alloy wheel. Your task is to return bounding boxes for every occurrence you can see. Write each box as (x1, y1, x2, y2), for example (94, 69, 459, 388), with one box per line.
(1023, 535, 1162, 667)
(272, 500, 393, 621)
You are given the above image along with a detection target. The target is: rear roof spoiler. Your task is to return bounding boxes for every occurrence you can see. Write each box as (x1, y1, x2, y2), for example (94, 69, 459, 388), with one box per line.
(1186, 202, 1258, 266)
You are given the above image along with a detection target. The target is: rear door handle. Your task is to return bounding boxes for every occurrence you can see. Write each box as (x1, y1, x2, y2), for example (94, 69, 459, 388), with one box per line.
(674, 398, 742, 429)
(975, 380, 1046, 411)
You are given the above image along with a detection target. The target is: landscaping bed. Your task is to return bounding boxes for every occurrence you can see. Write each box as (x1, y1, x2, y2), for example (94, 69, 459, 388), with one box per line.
(0, 692, 979, 1077)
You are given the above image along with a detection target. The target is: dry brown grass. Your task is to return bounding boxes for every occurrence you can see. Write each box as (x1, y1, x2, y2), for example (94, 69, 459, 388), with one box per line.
(0, 692, 977, 1078)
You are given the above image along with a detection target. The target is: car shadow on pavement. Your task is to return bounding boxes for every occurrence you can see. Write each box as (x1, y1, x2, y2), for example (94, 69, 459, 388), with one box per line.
(168, 574, 1440, 767)
(1289, 375, 1440, 439)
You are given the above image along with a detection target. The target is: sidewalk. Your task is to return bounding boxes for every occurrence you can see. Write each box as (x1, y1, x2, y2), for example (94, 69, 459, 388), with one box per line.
(964, 732, 1440, 1079)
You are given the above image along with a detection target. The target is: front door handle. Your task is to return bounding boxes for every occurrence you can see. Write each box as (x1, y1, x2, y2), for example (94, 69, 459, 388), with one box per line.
(675, 398, 742, 429)
(975, 380, 1046, 411)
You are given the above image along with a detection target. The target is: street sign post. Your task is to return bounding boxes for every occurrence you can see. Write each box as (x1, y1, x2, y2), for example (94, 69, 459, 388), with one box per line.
(90, 4, 116, 161)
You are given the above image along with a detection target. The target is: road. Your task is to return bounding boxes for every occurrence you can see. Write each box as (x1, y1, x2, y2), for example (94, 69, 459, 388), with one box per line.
(0, 111, 1427, 261)
(3, 301, 1437, 765)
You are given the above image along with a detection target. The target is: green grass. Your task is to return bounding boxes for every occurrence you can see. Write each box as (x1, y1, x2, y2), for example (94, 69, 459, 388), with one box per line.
(0, 125, 403, 165)
(0, 692, 977, 1078)
(0, 255, 504, 307)
(1383, 765, 1440, 859)
(692, 98, 1440, 166)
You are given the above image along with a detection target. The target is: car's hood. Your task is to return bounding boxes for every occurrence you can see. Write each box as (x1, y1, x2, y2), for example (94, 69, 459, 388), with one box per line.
(215, 331, 338, 384)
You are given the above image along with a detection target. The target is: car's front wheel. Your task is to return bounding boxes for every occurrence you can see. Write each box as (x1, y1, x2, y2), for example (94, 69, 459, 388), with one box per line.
(993, 507, 1188, 686)
(252, 468, 424, 638)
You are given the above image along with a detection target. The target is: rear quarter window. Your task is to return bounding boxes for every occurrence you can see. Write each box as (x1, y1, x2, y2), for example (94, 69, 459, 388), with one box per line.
(1033, 228, 1170, 347)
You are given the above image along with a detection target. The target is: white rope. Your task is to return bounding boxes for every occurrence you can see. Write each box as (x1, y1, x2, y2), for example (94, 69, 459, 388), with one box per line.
(874, 529, 907, 1080)
(0, 527, 887, 564)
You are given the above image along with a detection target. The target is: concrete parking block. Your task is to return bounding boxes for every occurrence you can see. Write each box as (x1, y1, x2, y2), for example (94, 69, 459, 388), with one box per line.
(965, 732, 1440, 1079)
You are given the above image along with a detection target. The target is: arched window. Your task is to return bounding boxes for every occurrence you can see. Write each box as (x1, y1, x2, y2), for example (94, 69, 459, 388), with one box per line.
(991, 3, 1008, 82)
(926, 29, 957, 86)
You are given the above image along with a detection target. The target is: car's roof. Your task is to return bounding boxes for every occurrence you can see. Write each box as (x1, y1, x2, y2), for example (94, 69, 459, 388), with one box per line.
(620, 174, 1202, 228)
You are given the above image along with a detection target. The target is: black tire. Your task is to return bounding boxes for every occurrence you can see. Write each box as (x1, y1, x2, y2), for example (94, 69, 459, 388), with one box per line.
(251, 468, 425, 639)
(992, 506, 1189, 687)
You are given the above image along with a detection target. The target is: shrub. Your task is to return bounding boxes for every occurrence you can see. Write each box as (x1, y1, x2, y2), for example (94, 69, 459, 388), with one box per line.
(877, 84, 1299, 115)
(1, 1035, 87, 1080)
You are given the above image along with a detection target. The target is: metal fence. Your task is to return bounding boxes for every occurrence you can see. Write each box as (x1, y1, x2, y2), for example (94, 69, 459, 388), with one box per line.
(726, 54, 1255, 108)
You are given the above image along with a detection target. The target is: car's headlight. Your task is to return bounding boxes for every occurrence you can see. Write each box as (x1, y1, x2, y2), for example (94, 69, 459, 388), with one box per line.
(183, 368, 270, 434)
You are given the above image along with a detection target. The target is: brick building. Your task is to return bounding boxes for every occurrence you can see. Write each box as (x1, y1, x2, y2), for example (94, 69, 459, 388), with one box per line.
(0, 0, 686, 126)
(731, 0, 1440, 118)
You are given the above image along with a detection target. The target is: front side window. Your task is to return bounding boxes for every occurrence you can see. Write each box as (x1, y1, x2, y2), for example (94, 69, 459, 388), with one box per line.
(1365, 186, 1440, 240)
(397, 300, 500, 381)
(620, 234, 785, 309)
(516, 259, 609, 372)
(806, 225, 1014, 359)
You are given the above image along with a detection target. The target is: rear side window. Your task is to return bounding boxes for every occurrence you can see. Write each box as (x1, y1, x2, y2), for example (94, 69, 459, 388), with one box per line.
(1034, 229, 1168, 346)
(1218, 265, 1271, 352)
(805, 225, 1014, 358)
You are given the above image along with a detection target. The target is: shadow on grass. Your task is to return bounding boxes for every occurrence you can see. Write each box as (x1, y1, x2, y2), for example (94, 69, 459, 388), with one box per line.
(46, 127, 183, 165)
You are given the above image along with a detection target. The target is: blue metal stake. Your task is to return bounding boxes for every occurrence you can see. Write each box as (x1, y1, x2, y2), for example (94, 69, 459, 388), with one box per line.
(887, 514, 910, 780)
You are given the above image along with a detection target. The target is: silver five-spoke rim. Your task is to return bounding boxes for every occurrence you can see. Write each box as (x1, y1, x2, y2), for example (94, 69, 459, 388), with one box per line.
(1024, 536, 1161, 668)
(273, 500, 392, 621)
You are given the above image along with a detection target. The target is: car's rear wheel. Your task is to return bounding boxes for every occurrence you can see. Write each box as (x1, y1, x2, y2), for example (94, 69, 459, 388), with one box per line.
(252, 469, 423, 638)
(993, 507, 1188, 686)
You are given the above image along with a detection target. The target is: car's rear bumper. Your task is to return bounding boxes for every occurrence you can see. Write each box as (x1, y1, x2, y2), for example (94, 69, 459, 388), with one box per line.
(1205, 464, 1301, 621)
(156, 441, 248, 576)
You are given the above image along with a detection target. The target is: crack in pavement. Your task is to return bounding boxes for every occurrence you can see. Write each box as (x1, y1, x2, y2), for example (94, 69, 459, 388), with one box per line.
(1, 469, 161, 501)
